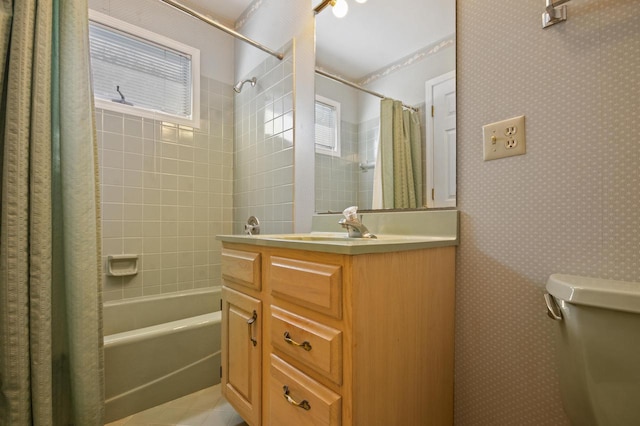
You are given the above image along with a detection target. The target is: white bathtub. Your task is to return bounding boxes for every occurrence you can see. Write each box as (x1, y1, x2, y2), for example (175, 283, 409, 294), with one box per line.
(103, 288, 222, 423)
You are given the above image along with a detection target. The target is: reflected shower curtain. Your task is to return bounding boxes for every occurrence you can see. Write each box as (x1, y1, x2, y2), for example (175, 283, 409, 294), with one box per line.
(373, 98, 422, 209)
(0, 0, 104, 424)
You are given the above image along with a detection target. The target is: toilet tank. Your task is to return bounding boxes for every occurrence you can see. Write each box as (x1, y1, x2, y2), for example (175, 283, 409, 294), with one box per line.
(546, 274, 640, 426)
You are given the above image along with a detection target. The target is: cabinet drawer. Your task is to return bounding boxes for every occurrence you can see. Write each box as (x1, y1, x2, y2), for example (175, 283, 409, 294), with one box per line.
(269, 256, 342, 319)
(271, 306, 342, 384)
(269, 354, 341, 426)
(222, 248, 261, 291)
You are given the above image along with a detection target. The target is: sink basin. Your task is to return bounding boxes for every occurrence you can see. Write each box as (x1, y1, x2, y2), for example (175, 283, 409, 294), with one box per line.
(273, 235, 350, 241)
(250, 233, 352, 242)
(248, 233, 433, 243)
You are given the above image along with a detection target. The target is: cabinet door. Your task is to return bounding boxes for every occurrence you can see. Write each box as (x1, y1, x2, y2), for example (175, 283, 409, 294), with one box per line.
(222, 286, 262, 425)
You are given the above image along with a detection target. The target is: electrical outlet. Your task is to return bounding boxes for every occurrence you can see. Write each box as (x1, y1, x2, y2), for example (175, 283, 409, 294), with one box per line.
(482, 115, 526, 161)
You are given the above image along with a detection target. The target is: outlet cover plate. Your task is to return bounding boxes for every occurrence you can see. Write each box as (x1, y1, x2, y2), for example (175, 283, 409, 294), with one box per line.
(482, 115, 526, 161)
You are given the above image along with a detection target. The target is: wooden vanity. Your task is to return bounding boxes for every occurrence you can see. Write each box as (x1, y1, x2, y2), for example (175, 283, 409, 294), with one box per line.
(218, 221, 456, 425)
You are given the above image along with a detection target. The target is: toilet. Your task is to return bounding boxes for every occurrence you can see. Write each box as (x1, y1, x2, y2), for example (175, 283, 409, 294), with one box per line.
(545, 274, 640, 426)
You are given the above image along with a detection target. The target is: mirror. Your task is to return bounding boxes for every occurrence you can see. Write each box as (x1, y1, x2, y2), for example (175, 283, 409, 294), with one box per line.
(314, 0, 456, 212)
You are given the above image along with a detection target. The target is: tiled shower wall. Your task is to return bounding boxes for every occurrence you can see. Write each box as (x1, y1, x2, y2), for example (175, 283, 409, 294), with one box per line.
(357, 117, 379, 210)
(315, 121, 359, 213)
(233, 52, 294, 234)
(98, 76, 234, 302)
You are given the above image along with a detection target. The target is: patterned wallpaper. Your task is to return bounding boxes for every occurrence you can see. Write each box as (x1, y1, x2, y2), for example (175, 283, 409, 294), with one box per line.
(456, 0, 640, 424)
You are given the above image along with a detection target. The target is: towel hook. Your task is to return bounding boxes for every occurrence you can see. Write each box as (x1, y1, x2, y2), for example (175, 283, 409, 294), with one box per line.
(542, 0, 571, 28)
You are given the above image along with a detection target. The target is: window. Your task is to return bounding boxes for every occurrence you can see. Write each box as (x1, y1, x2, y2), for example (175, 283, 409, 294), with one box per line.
(315, 95, 341, 157)
(88, 11, 200, 127)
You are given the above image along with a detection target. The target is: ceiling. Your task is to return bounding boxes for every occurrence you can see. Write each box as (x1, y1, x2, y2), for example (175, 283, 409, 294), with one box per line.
(315, 0, 455, 81)
(176, 0, 253, 25)
(177, 0, 455, 81)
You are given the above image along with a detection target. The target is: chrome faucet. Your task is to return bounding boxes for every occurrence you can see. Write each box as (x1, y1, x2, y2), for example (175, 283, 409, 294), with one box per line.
(338, 206, 376, 239)
(244, 216, 260, 235)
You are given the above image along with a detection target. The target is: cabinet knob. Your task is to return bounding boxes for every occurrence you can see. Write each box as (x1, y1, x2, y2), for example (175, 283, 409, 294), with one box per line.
(283, 385, 311, 411)
(283, 331, 312, 351)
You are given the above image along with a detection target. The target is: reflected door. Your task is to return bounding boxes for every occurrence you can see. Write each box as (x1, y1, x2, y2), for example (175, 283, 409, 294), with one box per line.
(426, 71, 456, 208)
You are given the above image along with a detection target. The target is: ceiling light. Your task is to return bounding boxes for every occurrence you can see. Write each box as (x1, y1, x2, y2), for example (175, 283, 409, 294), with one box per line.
(355, 0, 367, 3)
(332, 0, 348, 18)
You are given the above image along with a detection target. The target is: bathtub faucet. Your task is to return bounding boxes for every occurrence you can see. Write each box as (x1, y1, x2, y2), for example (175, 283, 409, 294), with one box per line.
(338, 206, 376, 239)
(245, 216, 260, 235)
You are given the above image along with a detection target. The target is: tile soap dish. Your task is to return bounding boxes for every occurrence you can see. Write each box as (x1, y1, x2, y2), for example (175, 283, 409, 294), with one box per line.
(107, 254, 139, 276)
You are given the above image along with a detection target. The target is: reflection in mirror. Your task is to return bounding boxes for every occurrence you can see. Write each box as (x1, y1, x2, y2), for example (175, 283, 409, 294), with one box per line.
(314, 0, 456, 212)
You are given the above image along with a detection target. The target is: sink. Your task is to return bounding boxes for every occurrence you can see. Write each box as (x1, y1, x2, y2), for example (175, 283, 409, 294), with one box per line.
(250, 233, 351, 242)
(248, 233, 436, 243)
(273, 235, 350, 241)
(217, 210, 459, 254)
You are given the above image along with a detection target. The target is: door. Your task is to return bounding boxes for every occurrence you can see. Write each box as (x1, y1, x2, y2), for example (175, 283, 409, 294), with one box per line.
(222, 286, 262, 425)
(425, 71, 456, 208)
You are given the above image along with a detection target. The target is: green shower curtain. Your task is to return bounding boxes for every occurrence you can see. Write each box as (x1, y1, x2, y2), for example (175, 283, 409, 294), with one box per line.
(378, 98, 423, 209)
(0, 0, 104, 424)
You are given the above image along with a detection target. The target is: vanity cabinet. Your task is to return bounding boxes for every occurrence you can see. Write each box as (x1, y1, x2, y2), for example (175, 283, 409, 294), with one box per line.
(220, 242, 455, 426)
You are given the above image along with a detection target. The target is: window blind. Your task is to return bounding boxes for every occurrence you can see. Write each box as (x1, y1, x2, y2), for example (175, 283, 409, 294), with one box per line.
(315, 99, 338, 152)
(89, 21, 193, 118)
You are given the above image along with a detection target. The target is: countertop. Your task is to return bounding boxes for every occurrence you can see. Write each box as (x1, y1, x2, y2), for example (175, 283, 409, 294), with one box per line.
(217, 210, 459, 255)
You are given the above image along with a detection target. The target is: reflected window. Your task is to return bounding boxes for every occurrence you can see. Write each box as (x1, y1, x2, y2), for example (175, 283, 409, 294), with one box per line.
(315, 95, 341, 157)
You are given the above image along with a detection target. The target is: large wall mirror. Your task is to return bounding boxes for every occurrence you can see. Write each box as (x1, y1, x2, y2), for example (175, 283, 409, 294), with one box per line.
(313, 0, 456, 212)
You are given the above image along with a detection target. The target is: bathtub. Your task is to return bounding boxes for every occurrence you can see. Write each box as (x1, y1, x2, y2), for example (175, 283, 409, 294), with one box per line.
(103, 288, 222, 423)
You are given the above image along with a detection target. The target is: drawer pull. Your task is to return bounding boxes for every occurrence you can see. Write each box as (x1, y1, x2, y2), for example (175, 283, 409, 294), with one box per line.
(283, 332, 312, 351)
(283, 385, 311, 411)
(247, 310, 258, 346)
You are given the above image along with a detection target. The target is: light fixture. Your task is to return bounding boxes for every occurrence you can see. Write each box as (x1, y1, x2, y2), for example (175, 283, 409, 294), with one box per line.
(313, 0, 335, 15)
(313, 0, 365, 17)
(332, 0, 348, 18)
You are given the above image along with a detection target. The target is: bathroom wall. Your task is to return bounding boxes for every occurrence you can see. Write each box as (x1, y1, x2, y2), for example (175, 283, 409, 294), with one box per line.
(456, 0, 640, 424)
(97, 77, 234, 302)
(315, 120, 359, 213)
(91, 0, 235, 301)
(315, 76, 360, 213)
(235, 0, 315, 232)
(233, 51, 295, 234)
(357, 117, 379, 209)
(358, 39, 455, 122)
(88, 0, 234, 83)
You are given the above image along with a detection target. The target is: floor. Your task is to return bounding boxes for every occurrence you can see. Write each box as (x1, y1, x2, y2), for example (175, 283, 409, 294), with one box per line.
(105, 384, 248, 426)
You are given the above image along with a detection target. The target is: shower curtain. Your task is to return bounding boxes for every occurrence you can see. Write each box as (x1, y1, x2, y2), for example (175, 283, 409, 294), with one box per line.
(0, 0, 104, 424)
(372, 98, 423, 209)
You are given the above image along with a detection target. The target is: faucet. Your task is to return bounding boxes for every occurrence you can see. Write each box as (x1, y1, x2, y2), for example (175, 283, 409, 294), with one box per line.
(244, 216, 260, 235)
(338, 206, 376, 239)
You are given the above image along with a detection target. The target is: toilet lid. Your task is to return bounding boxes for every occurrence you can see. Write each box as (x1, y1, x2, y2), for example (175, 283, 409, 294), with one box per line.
(546, 274, 640, 314)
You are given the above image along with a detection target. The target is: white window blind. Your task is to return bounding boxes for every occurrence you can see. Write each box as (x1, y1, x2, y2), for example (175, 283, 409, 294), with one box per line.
(88, 11, 200, 126)
(315, 96, 341, 156)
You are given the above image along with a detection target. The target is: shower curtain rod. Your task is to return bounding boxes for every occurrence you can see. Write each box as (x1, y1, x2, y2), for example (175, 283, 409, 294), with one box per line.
(158, 0, 284, 60)
(315, 69, 419, 112)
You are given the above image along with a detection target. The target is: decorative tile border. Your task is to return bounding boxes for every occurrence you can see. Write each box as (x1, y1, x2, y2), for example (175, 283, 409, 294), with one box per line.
(235, 0, 263, 29)
(358, 34, 455, 86)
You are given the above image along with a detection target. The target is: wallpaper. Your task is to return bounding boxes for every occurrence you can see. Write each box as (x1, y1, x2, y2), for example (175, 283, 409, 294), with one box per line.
(455, 0, 640, 424)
